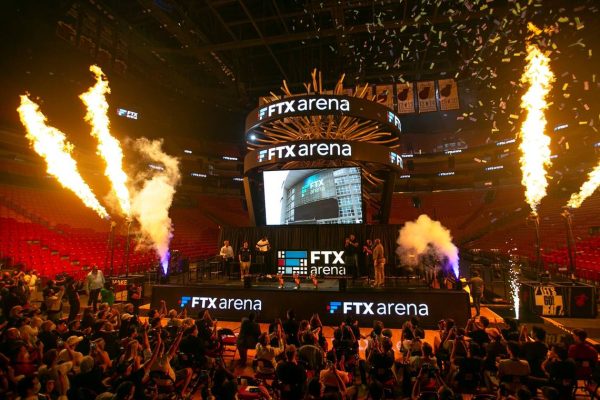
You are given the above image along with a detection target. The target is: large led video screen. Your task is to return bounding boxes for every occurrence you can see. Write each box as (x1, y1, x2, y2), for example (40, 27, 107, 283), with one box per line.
(263, 167, 363, 225)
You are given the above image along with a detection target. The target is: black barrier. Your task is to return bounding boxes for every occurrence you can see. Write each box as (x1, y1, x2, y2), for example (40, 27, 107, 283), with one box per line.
(151, 285, 470, 329)
(520, 281, 597, 318)
(109, 275, 145, 302)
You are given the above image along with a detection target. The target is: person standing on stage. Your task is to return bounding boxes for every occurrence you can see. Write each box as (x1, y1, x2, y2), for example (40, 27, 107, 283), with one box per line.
(372, 239, 386, 288)
(85, 265, 105, 312)
(238, 241, 252, 281)
(468, 271, 485, 316)
(256, 236, 271, 253)
(362, 239, 373, 281)
(219, 240, 234, 277)
(255, 236, 271, 273)
(220, 240, 234, 260)
(344, 234, 360, 280)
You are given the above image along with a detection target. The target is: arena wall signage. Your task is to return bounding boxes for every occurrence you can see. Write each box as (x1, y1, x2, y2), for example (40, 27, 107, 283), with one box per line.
(277, 249, 346, 276)
(257, 142, 352, 163)
(258, 97, 350, 120)
(244, 140, 403, 174)
(152, 285, 471, 328)
(246, 95, 402, 137)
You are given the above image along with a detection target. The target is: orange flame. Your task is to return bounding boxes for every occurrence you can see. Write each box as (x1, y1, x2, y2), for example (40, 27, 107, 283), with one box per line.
(17, 95, 109, 219)
(567, 161, 600, 208)
(518, 44, 555, 215)
(80, 65, 131, 216)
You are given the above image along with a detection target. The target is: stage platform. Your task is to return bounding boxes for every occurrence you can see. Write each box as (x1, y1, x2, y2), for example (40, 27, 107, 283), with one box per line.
(148, 280, 471, 329)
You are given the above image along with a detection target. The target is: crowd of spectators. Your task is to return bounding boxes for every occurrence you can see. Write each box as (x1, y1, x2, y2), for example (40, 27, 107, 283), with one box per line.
(0, 269, 599, 400)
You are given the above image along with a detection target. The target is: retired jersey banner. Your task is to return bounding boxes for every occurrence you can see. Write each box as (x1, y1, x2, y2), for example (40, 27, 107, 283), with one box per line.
(375, 84, 394, 110)
(438, 78, 460, 110)
(417, 81, 437, 113)
(396, 83, 415, 114)
(396, 82, 415, 114)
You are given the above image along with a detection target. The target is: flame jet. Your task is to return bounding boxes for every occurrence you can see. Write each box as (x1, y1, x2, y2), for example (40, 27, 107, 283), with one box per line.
(567, 162, 600, 209)
(518, 43, 555, 215)
(17, 95, 109, 219)
(80, 65, 131, 216)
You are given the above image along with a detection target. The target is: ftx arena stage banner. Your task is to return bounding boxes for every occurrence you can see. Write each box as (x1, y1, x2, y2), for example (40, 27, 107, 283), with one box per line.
(151, 285, 470, 329)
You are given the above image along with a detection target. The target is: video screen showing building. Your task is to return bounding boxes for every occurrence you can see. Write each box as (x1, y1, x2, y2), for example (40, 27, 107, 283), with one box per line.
(263, 167, 363, 225)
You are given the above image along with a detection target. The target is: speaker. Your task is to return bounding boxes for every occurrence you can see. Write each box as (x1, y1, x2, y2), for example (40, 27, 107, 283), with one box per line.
(407, 160, 414, 171)
(339, 278, 346, 292)
(412, 196, 421, 208)
(243, 275, 252, 288)
(448, 156, 455, 169)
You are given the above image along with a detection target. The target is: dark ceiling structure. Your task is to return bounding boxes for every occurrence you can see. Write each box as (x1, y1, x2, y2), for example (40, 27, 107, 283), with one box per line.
(101, 0, 508, 102)
(91, 0, 599, 129)
(0, 0, 598, 142)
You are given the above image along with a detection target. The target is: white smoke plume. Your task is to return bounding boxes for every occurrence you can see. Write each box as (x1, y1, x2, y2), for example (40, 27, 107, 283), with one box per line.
(396, 214, 460, 278)
(129, 138, 180, 274)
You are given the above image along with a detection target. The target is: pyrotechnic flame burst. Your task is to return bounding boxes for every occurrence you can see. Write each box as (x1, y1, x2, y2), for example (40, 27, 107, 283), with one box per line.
(567, 161, 600, 209)
(17, 95, 109, 219)
(508, 260, 521, 320)
(518, 44, 554, 216)
(80, 65, 131, 216)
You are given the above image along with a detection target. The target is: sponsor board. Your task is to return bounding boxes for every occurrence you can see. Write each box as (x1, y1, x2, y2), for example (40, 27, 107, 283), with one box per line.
(257, 142, 352, 163)
(152, 285, 470, 328)
(277, 250, 346, 276)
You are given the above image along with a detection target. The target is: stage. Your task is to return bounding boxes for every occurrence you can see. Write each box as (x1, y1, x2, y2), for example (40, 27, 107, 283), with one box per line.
(149, 278, 471, 329)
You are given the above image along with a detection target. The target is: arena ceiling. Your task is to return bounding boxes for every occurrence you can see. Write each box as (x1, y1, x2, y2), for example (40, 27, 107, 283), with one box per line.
(0, 0, 598, 144)
(94, 0, 599, 109)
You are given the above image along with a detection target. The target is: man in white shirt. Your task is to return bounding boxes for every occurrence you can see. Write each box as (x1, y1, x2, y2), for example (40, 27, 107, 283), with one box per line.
(219, 240, 234, 260)
(24, 270, 38, 302)
(255, 236, 271, 274)
(85, 265, 105, 312)
(219, 240, 234, 277)
(255, 236, 271, 253)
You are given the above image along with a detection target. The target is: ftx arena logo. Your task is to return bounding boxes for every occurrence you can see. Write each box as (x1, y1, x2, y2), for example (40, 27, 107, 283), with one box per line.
(277, 250, 346, 276)
(327, 301, 429, 316)
(258, 97, 350, 120)
(179, 296, 262, 311)
(387, 111, 402, 131)
(257, 142, 351, 163)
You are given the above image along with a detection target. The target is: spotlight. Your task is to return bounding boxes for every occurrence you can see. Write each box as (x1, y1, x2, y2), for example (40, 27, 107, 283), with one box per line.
(249, 134, 257, 141)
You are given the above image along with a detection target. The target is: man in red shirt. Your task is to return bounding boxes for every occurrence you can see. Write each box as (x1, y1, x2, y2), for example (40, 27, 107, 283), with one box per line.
(568, 329, 598, 379)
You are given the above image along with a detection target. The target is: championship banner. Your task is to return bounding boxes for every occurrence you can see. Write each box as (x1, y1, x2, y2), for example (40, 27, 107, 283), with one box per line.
(438, 78, 460, 110)
(375, 84, 394, 110)
(417, 81, 437, 113)
(396, 82, 415, 114)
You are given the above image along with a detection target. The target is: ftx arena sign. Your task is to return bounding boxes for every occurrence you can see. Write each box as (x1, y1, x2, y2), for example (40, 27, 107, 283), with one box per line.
(277, 250, 346, 276)
(152, 286, 471, 328)
(259, 97, 350, 120)
(258, 142, 351, 163)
